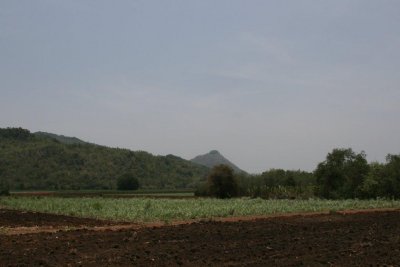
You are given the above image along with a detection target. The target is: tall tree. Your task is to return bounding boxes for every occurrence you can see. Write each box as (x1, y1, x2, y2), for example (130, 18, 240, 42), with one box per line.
(315, 148, 369, 199)
(380, 154, 400, 198)
(207, 164, 238, 199)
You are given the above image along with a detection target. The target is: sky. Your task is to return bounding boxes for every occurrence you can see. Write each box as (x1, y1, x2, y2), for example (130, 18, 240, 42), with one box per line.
(1, 0, 400, 173)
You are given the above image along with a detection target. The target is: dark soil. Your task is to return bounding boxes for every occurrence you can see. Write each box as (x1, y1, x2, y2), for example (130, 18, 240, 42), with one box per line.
(1, 209, 400, 266)
(0, 209, 117, 228)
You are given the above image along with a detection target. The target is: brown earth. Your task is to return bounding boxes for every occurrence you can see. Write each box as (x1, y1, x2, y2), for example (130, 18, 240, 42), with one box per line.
(0, 209, 400, 266)
(0, 209, 121, 228)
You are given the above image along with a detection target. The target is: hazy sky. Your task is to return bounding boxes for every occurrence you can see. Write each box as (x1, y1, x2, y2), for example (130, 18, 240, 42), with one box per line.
(1, 1, 400, 173)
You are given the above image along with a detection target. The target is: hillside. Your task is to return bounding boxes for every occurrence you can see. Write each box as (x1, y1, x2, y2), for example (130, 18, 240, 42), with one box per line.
(34, 131, 88, 145)
(191, 150, 246, 174)
(0, 127, 209, 190)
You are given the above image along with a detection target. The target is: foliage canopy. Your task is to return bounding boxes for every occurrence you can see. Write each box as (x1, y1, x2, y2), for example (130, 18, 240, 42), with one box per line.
(315, 148, 369, 199)
(117, 173, 139, 190)
(207, 164, 238, 198)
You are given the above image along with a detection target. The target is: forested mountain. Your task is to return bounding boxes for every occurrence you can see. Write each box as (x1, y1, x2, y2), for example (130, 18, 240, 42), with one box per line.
(0, 128, 208, 190)
(34, 131, 88, 145)
(191, 150, 246, 174)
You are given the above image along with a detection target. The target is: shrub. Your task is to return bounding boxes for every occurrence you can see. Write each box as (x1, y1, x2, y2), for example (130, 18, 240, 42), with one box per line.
(117, 173, 139, 191)
(0, 127, 31, 140)
(194, 182, 209, 197)
(0, 180, 10, 196)
(207, 164, 237, 198)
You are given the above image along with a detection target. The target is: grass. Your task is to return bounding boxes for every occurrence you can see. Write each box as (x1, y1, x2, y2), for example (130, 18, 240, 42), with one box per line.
(1, 196, 399, 223)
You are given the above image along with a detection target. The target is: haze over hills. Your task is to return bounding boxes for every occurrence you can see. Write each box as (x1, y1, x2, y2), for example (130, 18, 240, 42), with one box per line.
(191, 150, 246, 174)
(0, 127, 209, 190)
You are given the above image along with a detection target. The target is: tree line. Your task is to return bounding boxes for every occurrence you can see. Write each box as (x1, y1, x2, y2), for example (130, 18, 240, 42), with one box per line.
(197, 148, 400, 199)
(0, 128, 399, 199)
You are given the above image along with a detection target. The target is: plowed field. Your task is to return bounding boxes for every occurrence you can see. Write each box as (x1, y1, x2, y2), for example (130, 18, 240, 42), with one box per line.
(1, 209, 399, 266)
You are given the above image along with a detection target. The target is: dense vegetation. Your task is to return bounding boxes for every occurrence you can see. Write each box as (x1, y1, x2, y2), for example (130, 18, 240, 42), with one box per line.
(1, 127, 399, 199)
(117, 173, 139, 191)
(0, 179, 9, 196)
(197, 149, 400, 200)
(1, 197, 399, 222)
(207, 165, 238, 198)
(195, 167, 315, 199)
(315, 149, 400, 199)
(234, 169, 315, 199)
(34, 131, 88, 145)
(0, 128, 208, 190)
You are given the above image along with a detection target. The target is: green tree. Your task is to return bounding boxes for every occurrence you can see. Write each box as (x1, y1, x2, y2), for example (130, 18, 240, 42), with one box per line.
(359, 162, 383, 198)
(0, 127, 31, 140)
(0, 178, 10, 196)
(262, 169, 286, 187)
(117, 173, 139, 190)
(360, 155, 400, 199)
(207, 164, 237, 198)
(284, 174, 296, 187)
(315, 148, 369, 199)
(379, 154, 400, 198)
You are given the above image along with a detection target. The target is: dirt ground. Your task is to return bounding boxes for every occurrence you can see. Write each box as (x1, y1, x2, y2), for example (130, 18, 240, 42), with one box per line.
(1, 209, 399, 266)
(0, 209, 120, 228)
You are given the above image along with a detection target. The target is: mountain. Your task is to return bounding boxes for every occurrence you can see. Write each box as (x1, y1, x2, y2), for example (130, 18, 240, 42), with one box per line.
(191, 150, 246, 174)
(34, 131, 88, 145)
(0, 127, 209, 190)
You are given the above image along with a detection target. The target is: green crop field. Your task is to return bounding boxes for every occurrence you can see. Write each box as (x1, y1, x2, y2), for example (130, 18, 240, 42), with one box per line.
(1, 197, 400, 223)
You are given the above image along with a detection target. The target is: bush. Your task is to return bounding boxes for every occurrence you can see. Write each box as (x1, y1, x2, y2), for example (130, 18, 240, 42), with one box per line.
(0, 127, 32, 140)
(377, 154, 400, 198)
(207, 165, 237, 198)
(0, 180, 10, 196)
(194, 182, 209, 197)
(117, 173, 139, 191)
(315, 148, 369, 199)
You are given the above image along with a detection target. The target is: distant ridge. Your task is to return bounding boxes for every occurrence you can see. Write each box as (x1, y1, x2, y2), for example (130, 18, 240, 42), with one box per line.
(191, 150, 246, 174)
(34, 131, 88, 145)
(1, 127, 208, 190)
